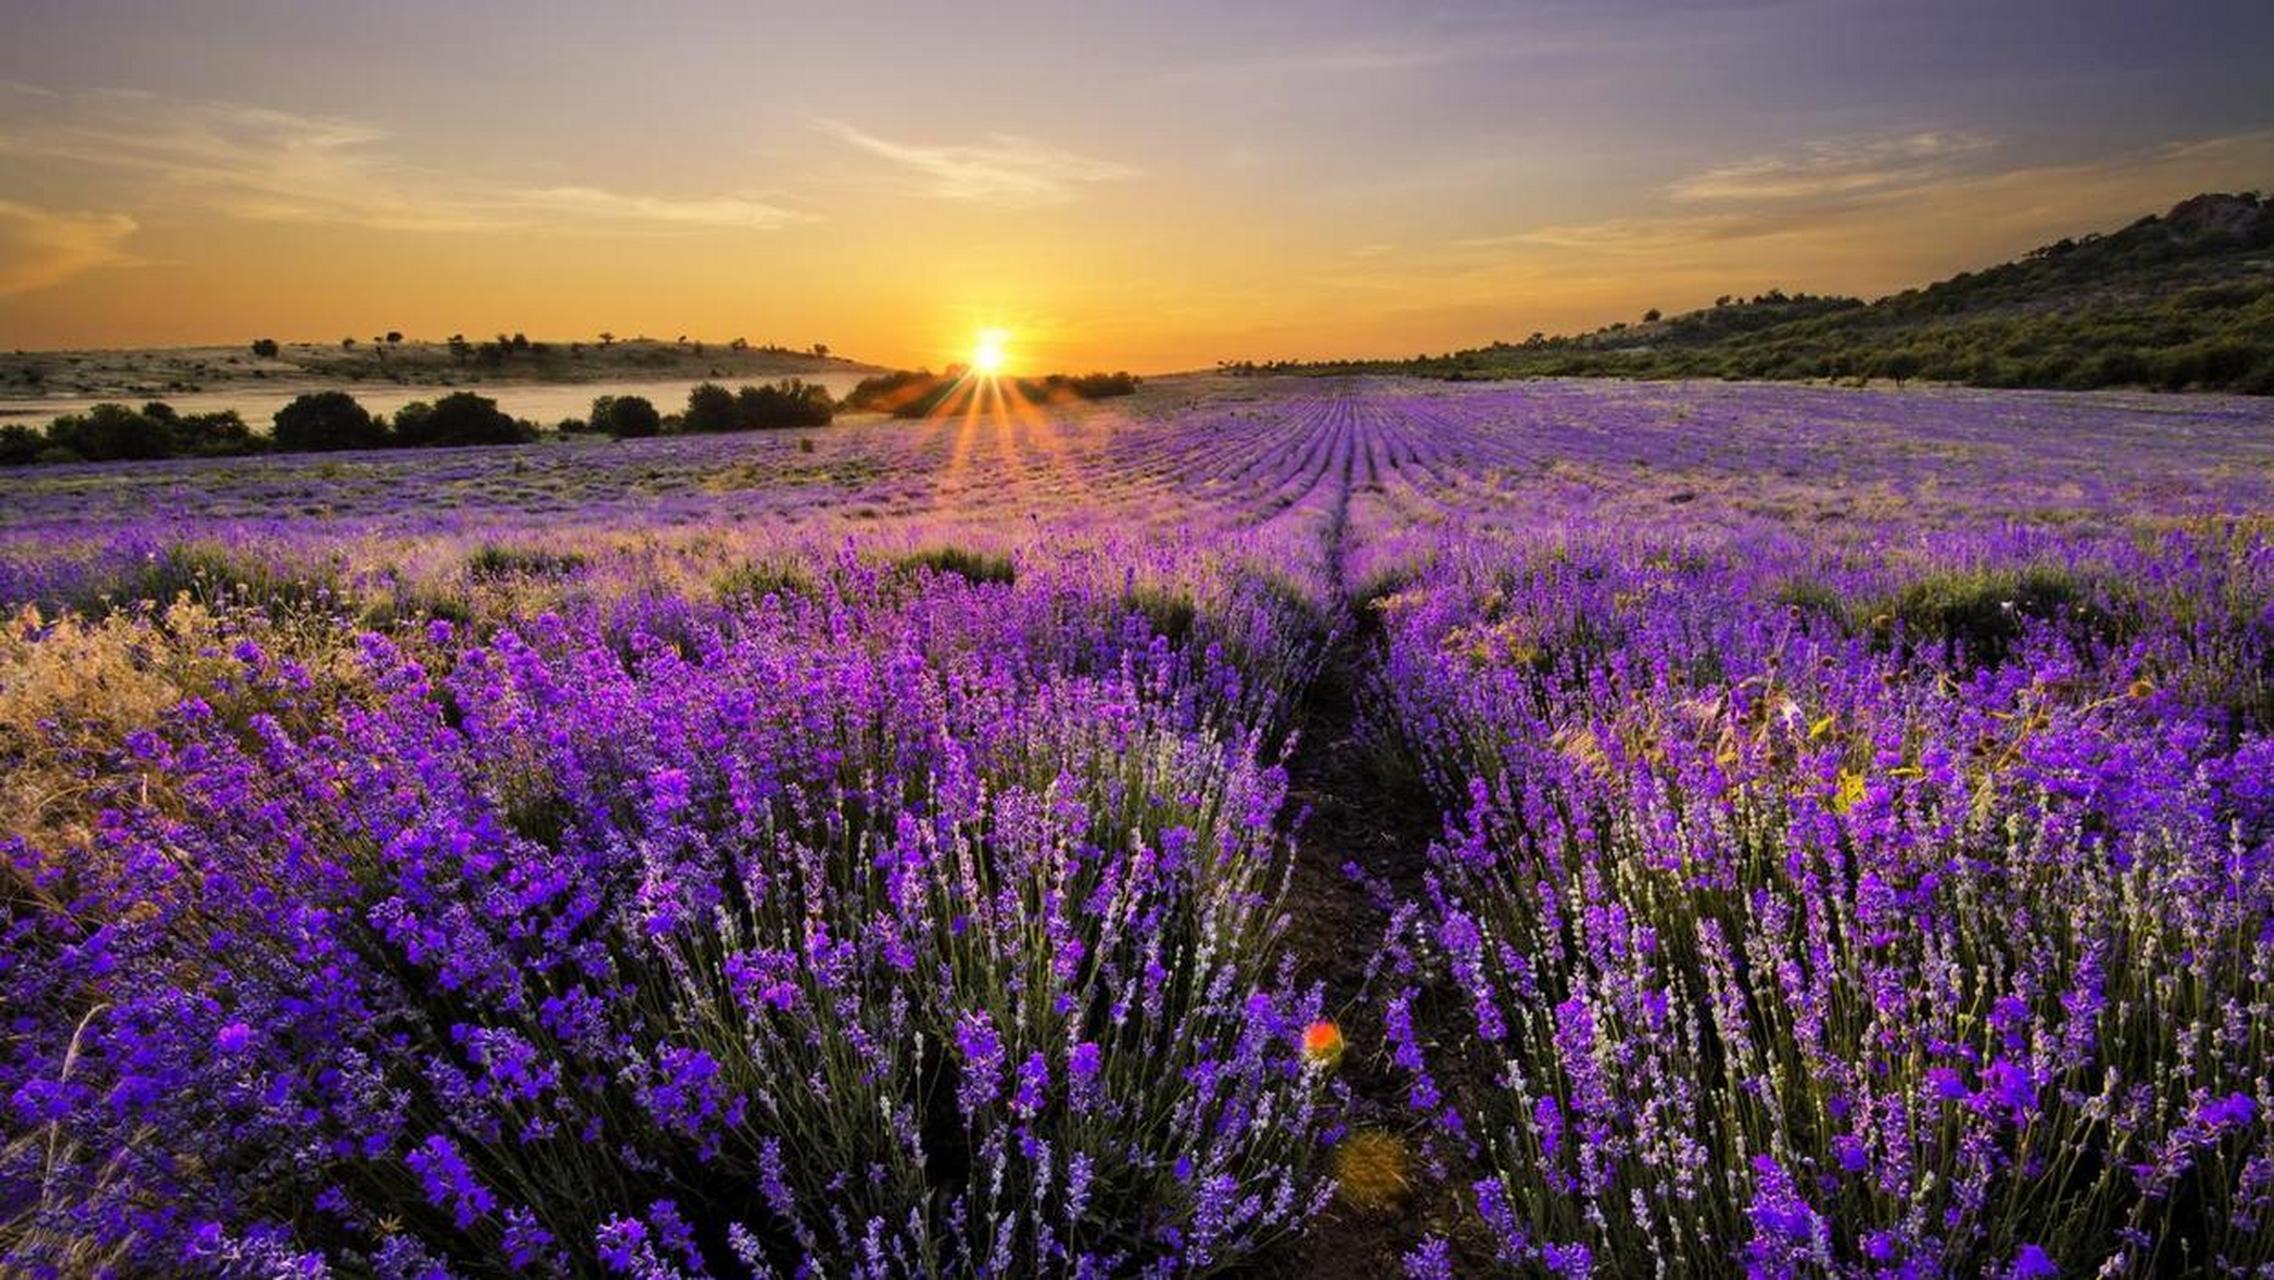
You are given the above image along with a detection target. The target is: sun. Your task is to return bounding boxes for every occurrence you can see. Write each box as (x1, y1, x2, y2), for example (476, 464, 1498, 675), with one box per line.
(971, 328, 1010, 377)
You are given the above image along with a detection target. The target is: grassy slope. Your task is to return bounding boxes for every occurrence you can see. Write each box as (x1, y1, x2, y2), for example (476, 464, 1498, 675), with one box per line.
(0, 337, 878, 401)
(1259, 192, 2274, 393)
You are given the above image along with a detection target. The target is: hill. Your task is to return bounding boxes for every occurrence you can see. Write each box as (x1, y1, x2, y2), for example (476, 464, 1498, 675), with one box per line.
(1240, 192, 2274, 393)
(0, 335, 876, 403)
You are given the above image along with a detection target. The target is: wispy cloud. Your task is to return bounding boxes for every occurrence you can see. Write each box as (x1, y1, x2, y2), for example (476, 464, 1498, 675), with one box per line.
(814, 119, 1138, 205)
(1163, 41, 1478, 80)
(1435, 126, 2274, 312)
(0, 86, 807, 234)
(0, 200, 138, 295)
(1668, 130, 1996, 202)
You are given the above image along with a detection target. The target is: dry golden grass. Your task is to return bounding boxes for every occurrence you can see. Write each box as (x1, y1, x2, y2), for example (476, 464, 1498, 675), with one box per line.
(2, 603, 230, 847)
(1332, 1129, 1415, 1213)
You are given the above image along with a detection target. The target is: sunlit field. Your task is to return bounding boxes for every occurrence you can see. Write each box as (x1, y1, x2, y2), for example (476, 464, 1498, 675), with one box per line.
(4, 375, 2270, 1276)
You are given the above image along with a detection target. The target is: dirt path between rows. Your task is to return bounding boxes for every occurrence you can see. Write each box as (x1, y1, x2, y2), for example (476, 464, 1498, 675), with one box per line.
(1239, 405, 1483, 1273)
(1255, 619, 1454, 1277)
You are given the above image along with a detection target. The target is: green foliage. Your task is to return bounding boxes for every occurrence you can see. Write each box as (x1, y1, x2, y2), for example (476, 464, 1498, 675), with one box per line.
(1769, 576, 1852, 628)
(168, 409, 256, 456)
(713, 558, 819, 603)
(734, 380, 834, 429)
(1031, 371, 1142, 401)
(465, 544, 587, 581)
(682, 381, 741, 433)
(589, 393, 662, 439)
(1875, 565, 2119, 666)
(845, 369, 1141, 419)
(81, 543, 343, 620)
(680, 380, 833, 431)
(895, 545, 1017, 586)
(274, 391, 388, 452)
(1124, 584, 1198, 646)
(44, 404, 175, 462)
(680, 380, 835, 431)
(843, 368, 946, 415)
(250, 338, 280, 358)
(1250, 192, 2274, 394)
(392, 392, 532, 447)
(0, 423, 41, 466)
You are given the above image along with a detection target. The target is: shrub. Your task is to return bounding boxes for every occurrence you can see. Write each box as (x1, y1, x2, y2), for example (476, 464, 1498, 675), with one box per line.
(465, 544, 587, 581)
(590, 394, 662, 439)
(713, 558, 818, 603)
(393, 392, 531, 447)
(73, 542, 345, 620)
(274, 391, 388, 452)
(681, 381, 742, 433)
(44, 403, 173, 462)
(843, 368, 945, 415)
(734, 380, 834, 429)
(0, 423, 41, 466)
(1879, 564, 2116, 666)
(1, 586, 1329, 1275)
(168, 409, 258, 456)
(895, 545, 1017, 586)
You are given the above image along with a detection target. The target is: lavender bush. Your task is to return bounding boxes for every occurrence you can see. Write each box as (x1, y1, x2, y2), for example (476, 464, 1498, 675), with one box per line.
(3, 379, 2271, 1276)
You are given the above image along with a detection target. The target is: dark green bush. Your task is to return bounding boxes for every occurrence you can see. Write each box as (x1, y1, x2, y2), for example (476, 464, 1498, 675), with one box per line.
(715, 559, 819, 603)
(394, 392, 531, 447)
(46, 404, 174, 461)
(1879, 565, 2118, 666)
(274, 391, 388, 452)
(466, 545, 587, 581)
(0, 423, 43, 466)
(895, 546, 1016, 586)
(682, 382, 741, 433)
(590, 394, 662, 439)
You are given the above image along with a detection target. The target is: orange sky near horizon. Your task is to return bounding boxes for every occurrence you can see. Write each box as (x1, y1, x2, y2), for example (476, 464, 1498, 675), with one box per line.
(3, 3, 2271, 373)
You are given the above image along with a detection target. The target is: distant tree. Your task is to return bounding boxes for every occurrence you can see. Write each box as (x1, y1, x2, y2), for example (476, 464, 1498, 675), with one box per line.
(341, 336, 358, 350)
(274, 390, 387, 452)
(598, 331, 616, 347)
(590, 393, 661, 439)
(0, 423, 42, 466)
(735, 380, 834, 429)
(729, 337, 749, 351)
(682, 381, 742, 433)
(385, 331, 404, 345)
(169, 409, 255, 456)
(393, 392, 529, 447)
(447, 334, 471, 362)
(812, 343, 830, 359)
(46, 403, 174, 461)
(844, 368, 946, 415)
(250, 338, 280, 358)
(1643, 308, 1662, 323)
(1875, 350, 1925, 387)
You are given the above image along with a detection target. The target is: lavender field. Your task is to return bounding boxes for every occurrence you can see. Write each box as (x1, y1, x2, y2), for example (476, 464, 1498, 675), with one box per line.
(4, 377, 2272, 1277)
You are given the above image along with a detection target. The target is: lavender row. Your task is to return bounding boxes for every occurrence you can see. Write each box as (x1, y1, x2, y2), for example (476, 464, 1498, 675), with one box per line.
(4, 562, 1339, 1276)
(1366, 521, 2274, 1275)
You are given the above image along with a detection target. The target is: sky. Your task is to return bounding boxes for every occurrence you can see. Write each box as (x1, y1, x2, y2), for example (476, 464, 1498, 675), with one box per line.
(1, 0, 2270, 372)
